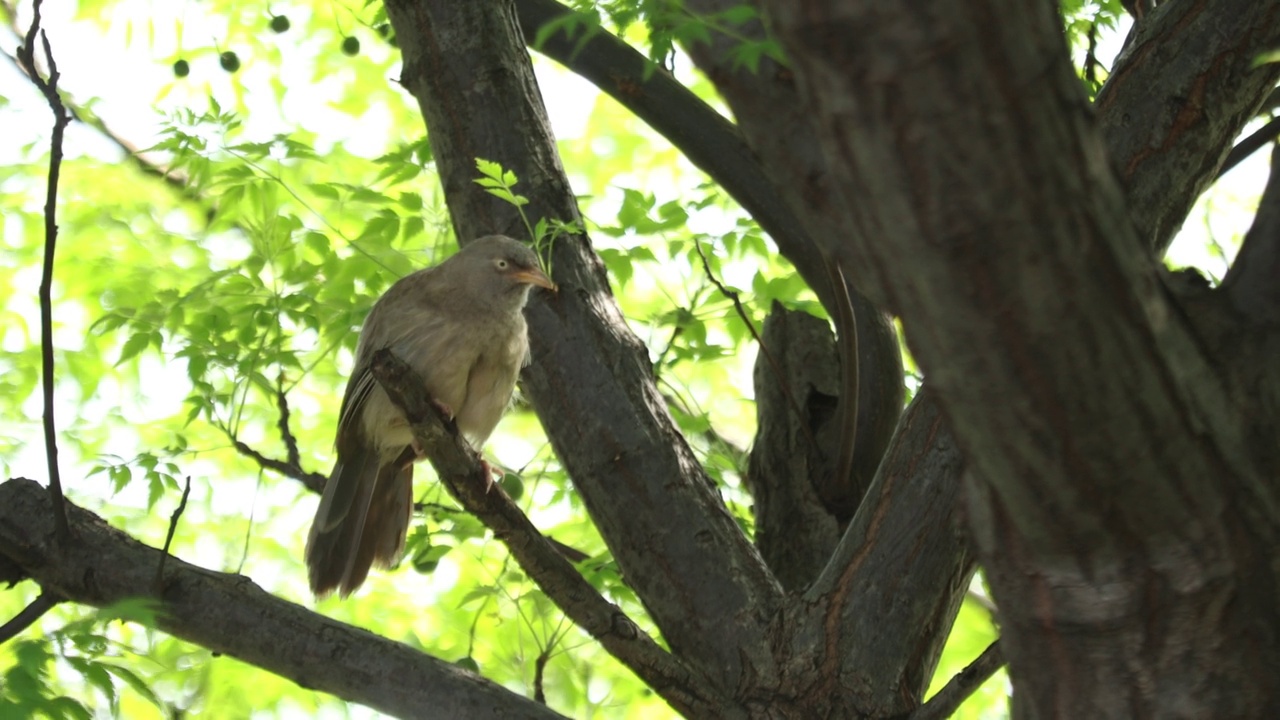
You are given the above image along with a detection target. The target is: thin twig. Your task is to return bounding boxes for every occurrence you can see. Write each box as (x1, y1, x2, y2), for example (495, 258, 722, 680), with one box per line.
(1218, 117, 1280, 179)
(907, 641, 1005, 720)
(692, 239, 817, 451)
(0, 591, 62, 645)
(18, 0, 72, 547)
(230, 438, 327, 494)
(154, 476, 193, 593)
(533, 647, 550, 704)
(275, 373, 302, 467)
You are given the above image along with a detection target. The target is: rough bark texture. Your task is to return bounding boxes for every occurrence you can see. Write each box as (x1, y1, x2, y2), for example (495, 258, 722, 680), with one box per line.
(516, 0, 906, 564)
(747, 305, 845, 590)
(0, 479, 564, 720)
(5, 0, 1280, 716)
(383, 0, 783, 698)
(761, 0, 1280, 717)
(1097, 1, 1280, 254)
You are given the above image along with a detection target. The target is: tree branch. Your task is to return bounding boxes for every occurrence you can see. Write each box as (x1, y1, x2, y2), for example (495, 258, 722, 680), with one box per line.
(763, 0, 1278, 714)
(366, 349, 738, 719)
(907, 641, 1004, 720)
(517, 0, 901, 542)
(793, 390, 974, 715)
(1218, 117, 1280, 180)
(1097, 0, 1280, 254)
(0, 590, 61, 645)
(0, 477, 565, 720)
(17, 0, 72, 547)
(384, 0, 783, 693)
(230, 437, 326, 494)
(1223, 142, 1280, 323)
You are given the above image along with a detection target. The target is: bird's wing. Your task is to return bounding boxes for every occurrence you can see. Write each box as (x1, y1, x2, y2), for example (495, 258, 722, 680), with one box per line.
(336, 289, 477, 447)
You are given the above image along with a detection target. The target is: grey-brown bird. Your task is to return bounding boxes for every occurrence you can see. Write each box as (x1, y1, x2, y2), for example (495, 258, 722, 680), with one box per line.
(305, 235, 555, 598)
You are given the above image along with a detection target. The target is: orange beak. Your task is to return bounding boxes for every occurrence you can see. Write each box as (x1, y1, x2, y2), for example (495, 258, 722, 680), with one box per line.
(510, 267, 557, 292)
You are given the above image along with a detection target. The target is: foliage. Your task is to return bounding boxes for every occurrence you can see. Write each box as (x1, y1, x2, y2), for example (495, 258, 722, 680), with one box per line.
(0, 0, 1247, 717)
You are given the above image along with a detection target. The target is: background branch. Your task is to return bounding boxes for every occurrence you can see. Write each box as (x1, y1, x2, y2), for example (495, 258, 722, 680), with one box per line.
(0, 477, 565, 720)
(17, 0, 72, 546)
(0, 590, 61, 645)
(907, 641, 1004, 720)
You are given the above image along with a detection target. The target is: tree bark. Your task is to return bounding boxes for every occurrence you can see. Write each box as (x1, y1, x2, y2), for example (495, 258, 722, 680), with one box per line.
(0, 478, 565, 720)
(762, 0, 1280, 716)
(382, 0, 783, 697)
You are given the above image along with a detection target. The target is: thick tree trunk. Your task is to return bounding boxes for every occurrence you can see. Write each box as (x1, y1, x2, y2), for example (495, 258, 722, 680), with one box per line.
(760, 0, 1280, 716)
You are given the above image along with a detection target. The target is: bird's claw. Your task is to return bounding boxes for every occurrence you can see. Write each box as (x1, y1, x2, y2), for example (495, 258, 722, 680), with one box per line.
(479, 459, 504, 493)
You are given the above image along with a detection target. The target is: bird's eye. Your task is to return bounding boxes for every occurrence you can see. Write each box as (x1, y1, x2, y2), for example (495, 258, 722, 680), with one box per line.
(496, 259, 509, 270)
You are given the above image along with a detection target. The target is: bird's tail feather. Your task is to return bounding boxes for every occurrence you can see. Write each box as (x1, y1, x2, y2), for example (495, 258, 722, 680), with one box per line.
(305, 445, 413, 597)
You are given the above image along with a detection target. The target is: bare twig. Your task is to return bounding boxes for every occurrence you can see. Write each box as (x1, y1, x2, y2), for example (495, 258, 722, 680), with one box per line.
(692, 239, 817, 451)
(368, 348, 732, 719)
(275, 373, 302, 467)
(154, 476, 193, 592)
(230, 438, 327, 494)
(907, 641, 1005, 720)
(534, 648, 550, 704)
(1218, 117, 1280, 179)
(0, 591, 61, 644)
(17, 0, 72, 547)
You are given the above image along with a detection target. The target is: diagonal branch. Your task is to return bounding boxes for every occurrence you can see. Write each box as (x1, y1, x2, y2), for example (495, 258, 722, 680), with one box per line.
(367, 349, 737, 719)
(0, 590, 61, 645)
(1223, 142, 1280, 323)
(0, 477, 565, 720)
(1097, 0, 1280, 254)
(907, 641, 1005, 720)
(1218, 117, 1280, 180)
(384, 0, 784, 692)
(230, 436, 327, 494)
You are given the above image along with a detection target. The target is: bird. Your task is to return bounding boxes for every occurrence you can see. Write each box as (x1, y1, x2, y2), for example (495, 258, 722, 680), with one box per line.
(305, 234, 555, 598)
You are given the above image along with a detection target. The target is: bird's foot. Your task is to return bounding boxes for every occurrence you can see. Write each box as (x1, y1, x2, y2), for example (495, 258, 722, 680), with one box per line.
(478, 459, 504, 493)
(430, 398, 454, 421)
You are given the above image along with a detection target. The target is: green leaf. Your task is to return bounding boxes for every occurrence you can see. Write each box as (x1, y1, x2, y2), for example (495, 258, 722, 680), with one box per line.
(115, 332, 151, 365)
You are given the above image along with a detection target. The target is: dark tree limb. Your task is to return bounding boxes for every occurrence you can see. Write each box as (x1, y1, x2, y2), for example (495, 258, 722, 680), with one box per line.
(1097, 0, 1280, 254)
(0, 590, 60, 645)
(1218, 117, 1280, 180)
(366, 349, 738, 719)
(0, 477, 566, 720)
(516, 0, 903, 551)
(17, 0, 71, 547)
(790, 391, 974, 715)
(152, 476, 192, 593)
(675, 0, 903, 523)
(230, 437, 326, 494)
(383, 0, 783, 693)
(1223, 143, 1280, 323)
(763, 0, 1280, 715)
(907, 641, 1005, 720)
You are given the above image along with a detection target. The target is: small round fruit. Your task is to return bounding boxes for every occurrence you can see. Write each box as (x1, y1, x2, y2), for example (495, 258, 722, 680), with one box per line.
(500, 473, 524, 501)
(173, 59, 190, 78)
(219, 51, 241, 73)
(341, 36, 360, 56)
(270, 15, 290, 33)
(455, 657, 480, 673)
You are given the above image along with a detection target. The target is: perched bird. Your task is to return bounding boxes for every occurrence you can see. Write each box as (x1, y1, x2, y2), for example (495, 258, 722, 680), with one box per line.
(305, 235, 555, 598)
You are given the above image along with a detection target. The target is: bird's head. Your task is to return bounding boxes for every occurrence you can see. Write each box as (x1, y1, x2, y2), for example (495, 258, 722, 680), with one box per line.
(450, 235, 555, 306)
